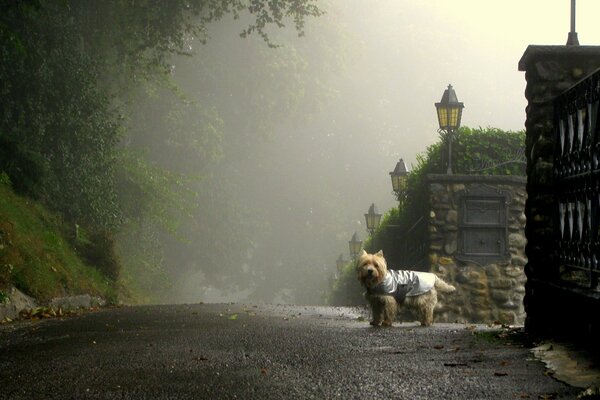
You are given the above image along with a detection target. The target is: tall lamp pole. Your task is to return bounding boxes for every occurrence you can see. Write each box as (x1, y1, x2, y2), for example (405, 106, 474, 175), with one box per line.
(567, 0, 579, 45)
(435, 84, 464, 175)
(348, 232, 363, 260)
(364, 203, 382, 236)
(389, 158, 409, 204)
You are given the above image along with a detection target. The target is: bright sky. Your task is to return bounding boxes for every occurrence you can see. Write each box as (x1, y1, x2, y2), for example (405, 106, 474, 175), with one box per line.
(418, 0, 600, 131)
(352, 0, 600, 162)
(329, 0, 600, 224)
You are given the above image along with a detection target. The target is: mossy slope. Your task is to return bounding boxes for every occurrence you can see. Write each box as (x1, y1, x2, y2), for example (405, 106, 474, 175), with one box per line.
(0, 182, 114, 303)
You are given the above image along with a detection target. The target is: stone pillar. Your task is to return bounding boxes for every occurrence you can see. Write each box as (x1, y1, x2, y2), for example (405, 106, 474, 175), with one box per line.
(428, 174, 527, 325)
(518, 46, 600, 337)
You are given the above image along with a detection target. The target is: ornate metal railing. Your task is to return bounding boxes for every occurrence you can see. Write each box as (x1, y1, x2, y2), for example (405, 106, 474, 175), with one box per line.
(384, 216, 428, 270)
(554, 69, 600, 292)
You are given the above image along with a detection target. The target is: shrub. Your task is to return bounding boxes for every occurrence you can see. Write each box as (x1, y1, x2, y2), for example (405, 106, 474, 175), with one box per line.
(79, 231, 121, 281)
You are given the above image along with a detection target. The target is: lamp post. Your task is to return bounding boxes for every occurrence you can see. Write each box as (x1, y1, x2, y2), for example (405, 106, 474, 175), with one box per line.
(566, 0, 579, 45)
(435, 84, 464, 175)
(348, 232, 363, 260)
(364, 203, 382, 235)
(336, 253, 346, 271)
(389, 158, 409, 204)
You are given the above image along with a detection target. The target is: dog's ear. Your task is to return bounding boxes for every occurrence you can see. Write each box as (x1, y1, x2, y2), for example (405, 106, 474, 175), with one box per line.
(357, 249, 367, 257)
(375, 250, 384, 257)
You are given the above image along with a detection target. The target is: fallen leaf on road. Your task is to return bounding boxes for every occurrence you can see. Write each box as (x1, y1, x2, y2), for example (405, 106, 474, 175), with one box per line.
(228, 314, 238, 320)
(444, 363, 468, 367)
(433, 345, 444, 350)
(260, 368, 268, 375)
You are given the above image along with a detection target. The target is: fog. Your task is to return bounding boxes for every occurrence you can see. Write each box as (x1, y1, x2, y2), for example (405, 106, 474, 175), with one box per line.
(135, 0, 600, 304)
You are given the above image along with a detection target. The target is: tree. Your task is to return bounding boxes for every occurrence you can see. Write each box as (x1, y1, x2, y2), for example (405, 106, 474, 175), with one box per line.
(0, 0, 324, 287)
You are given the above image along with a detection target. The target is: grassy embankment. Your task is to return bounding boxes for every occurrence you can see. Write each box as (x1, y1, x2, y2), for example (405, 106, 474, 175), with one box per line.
(0, 180, 116, 303)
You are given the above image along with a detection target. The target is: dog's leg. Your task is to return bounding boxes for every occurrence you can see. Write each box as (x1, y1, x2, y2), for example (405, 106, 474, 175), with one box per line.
(367, 294, 384, 326)
(421, 305, 434, 327)
(409, 290, 437, 326)
(381, 296, 398, 326)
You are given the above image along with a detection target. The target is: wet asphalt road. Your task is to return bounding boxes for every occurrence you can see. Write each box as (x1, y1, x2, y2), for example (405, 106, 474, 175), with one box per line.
(0, 304, 580, 399)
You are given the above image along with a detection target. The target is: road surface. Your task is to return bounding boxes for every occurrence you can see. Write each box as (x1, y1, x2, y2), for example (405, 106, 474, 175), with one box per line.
(0, 304, 579, 399)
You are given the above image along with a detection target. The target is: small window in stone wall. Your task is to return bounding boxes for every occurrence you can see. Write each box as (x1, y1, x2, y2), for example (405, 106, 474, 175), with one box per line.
(456, 185, 511, 265)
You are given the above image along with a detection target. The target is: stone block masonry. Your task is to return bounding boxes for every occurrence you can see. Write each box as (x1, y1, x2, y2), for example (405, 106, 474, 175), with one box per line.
(427, 174, 527, 325)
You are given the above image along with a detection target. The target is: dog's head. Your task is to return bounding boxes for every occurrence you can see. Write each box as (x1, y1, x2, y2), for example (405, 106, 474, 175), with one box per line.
(356, 249, 388, 289)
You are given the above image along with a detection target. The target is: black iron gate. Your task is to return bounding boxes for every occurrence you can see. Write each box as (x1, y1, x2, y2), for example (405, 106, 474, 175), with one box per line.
(554, 69, 600, 292)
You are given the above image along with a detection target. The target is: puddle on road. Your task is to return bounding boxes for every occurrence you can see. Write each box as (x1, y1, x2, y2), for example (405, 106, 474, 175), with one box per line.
(532, 342, 600, 394)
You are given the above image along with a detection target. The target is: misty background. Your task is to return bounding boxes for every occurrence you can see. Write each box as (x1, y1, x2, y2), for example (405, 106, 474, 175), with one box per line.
(118, 0, 600, 304)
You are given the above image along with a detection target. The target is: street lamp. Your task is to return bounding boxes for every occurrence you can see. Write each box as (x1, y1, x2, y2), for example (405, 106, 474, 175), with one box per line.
(336, 253, 347, 271)
(389, 158, 409, 203)
(348, 232, 363, 260)
(435, 84, 464, 174)
(364, 203, 382, 235)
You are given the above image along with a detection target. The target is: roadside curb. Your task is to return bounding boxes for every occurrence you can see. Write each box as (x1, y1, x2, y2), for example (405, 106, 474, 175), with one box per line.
(0, 286, 105, 323)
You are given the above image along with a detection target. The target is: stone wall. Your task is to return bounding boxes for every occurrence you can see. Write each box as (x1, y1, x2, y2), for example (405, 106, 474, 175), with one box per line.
(427, 174, 527, 325)
(519, 46, 600, 338)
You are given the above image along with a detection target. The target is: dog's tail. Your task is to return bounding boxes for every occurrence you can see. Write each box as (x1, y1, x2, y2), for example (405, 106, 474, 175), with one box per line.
(434, 276, 456, 293)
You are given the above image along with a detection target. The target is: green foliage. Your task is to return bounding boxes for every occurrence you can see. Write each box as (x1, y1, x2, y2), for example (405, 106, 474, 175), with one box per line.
(0, 0, 324, 302)
(0, 172, 12, 187)
(435, 127, 526, 176)
(327, 261, 364, 306)
(1, 2, 122, 228)
(77, 230, 121, 281)
(0, 184, 115, 302)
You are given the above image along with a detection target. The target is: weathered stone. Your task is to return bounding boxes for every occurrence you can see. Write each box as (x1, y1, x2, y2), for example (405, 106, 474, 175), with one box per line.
(510, 254, 527, 267)
(498, 311, 516, 325)
(456, 271, 470, 284)
(438, 256, 454, 266)
(429, 253, 438, 265)
(513, 285, 526, 294)
(500, 300, 520, 310)
(430, 244, 442, 251)
(427, 175, 527, 324)
(468, 270, 483, 280)
(509, 233, 527, 249)
(49, 294, 92, 310)
(491, 290, 511, 303)
(470, 281, 488, 291)
(483, 264, 501, 278)
(506, 264, 525, 276)
(0, 287, 38, 321)
(451, 184, 466, 192)
(430, 183, 445, 194)
(490, 278, 514, 290)
(533, 161, 554, 186)
(472, 309, 491, 322)
(445, 210, 458, 224)
(444, 239, 457, 255)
